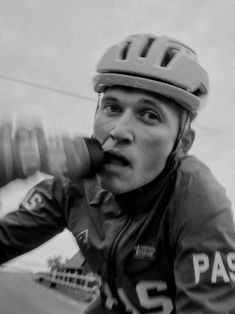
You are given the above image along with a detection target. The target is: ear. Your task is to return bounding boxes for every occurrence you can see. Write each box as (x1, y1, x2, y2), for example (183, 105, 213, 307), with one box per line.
(178, 128, 195, 156)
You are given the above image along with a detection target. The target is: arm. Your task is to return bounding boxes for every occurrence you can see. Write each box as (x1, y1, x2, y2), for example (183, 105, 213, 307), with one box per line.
(0, 121, 104, 187)
(174, 208, 235, 313)
(0, 120, 103, 263)
(172, 165, 235, 313)
(0, 178, 69, 264)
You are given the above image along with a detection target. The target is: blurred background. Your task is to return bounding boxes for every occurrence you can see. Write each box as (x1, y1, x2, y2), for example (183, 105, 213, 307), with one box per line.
(0, 0, 234, 272)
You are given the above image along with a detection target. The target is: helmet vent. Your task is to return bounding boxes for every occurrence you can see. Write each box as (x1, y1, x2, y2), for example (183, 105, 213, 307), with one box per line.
(119, 41, 131, 60)
(140, 37, 155, 57)
(160, 47, 179, 67)
(192, 84, 207, 96)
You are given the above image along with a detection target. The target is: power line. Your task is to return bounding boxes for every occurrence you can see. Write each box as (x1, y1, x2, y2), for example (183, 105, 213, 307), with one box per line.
(194, 124, 235, 138)
(0, 73, 96, 102)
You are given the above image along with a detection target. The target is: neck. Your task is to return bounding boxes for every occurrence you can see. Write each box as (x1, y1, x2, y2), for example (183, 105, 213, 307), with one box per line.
(114, 152, 179, 214)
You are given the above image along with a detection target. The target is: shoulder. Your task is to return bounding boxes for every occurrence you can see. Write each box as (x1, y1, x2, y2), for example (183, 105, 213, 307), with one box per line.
(176, 155, 231, 211)
(83, 176, 112, 206)
(169, 157, 235, 310)
(34, 176, 112, 207)
(169, 155, 233, 241)
(31, 176, 88, 201)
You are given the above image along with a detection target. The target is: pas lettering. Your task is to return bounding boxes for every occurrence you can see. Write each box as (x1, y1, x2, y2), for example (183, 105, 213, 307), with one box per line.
(193, 251, 235, 284)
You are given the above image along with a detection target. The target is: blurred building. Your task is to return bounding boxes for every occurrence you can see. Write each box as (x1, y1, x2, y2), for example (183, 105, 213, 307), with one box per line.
(35, 251, 98, 302)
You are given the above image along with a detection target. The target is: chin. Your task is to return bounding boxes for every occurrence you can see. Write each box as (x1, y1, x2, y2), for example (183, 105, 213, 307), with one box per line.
(99, 176, 130, 194)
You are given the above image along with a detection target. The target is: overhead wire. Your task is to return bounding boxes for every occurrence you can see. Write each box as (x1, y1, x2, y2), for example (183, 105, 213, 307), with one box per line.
(194, 124, 235, 138)
(0, 73, 96, 102)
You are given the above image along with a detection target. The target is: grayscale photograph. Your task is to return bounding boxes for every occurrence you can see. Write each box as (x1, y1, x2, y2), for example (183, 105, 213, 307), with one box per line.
(0, 1, 234, 313)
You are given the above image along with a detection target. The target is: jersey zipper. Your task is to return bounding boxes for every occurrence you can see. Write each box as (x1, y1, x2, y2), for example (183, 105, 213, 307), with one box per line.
(108, 215, 134, 298)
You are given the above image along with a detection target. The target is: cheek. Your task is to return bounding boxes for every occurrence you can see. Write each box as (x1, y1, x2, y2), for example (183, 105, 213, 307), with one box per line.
(140, 133, 174, 169)
(93, 113, 114, 145)
(93, 113, 106, 141)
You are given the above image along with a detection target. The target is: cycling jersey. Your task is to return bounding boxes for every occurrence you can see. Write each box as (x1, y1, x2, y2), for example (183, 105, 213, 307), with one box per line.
(0, 155, 235, 313)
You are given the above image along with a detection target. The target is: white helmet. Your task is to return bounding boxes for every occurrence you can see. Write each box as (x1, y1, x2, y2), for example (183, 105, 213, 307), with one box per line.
(93, 34, 209, 119)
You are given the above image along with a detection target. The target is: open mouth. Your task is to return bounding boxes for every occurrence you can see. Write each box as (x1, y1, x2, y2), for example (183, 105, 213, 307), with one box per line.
(104, 151, 131, 166)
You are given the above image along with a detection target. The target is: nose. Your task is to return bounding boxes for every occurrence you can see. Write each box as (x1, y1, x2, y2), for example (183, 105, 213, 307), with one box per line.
(110, 111, 134, 144)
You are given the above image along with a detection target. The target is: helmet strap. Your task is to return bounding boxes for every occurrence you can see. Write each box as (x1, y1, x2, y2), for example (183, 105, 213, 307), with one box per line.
(172, 111, 190, 154)
(164, 110, 190, 170)
(95, 93, 101, 114)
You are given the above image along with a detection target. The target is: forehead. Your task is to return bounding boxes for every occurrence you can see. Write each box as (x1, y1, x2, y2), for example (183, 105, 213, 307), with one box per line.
(103, 86, 161, 102)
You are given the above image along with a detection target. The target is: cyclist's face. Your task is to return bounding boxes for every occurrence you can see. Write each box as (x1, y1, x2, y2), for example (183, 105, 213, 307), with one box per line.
(93, 87, 180, 194)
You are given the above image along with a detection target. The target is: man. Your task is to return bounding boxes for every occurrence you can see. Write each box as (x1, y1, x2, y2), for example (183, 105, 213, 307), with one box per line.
(0, 34, 235, 313)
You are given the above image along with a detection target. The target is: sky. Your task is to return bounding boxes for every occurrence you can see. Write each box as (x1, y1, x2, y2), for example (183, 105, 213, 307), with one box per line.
(0, 0, 235, 272)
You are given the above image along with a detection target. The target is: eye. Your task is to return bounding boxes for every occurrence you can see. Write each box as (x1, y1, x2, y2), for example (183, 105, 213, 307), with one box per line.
(102, 103, 122, 115)
(140, 110, 161, 123)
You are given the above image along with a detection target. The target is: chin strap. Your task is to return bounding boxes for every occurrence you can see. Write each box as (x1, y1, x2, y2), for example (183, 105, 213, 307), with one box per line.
(173, 111, 190, 152)
(166, 111, 190, 167)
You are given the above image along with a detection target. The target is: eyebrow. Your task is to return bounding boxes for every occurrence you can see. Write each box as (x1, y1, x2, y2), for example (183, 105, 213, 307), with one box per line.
(101, 96, 119, 102)
(102, 95, 163, 107)
(140, 97, 161, 106)
(138, 97, 166, 113)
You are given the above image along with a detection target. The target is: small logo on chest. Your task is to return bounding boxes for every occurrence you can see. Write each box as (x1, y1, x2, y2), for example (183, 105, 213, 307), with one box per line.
(133, 244, 156, 260)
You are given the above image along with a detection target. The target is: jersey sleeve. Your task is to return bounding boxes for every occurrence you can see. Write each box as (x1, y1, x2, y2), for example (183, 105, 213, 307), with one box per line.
(171, 162, 235, 313)
(0, 178, 71, 264)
